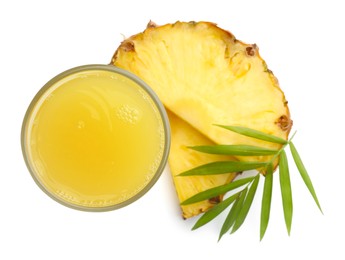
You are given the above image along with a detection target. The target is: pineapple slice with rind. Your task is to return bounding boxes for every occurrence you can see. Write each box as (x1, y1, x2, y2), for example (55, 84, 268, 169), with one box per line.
(112, 21, 292, 157)
(167, 110, 236, 219)
(111, 21, 292, 217)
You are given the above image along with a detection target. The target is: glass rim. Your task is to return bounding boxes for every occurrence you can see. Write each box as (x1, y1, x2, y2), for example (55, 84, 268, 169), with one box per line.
(21, 64, 171, 212)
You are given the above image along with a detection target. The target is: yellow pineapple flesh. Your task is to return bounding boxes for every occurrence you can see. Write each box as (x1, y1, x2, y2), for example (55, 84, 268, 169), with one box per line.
(112, 21, 291, 156)
(111, 21, 292, 217)
(167, 110, 236, 219)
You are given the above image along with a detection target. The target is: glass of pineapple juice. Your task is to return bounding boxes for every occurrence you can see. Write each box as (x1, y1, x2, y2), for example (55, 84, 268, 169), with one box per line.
(21, 65, 170, 211)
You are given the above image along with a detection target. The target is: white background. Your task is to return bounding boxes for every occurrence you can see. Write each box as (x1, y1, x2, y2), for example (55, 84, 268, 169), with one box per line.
(1, 0, 344, 259)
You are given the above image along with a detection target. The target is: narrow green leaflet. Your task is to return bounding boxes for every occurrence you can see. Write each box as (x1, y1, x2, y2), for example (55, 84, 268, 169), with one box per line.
(179, 161, 267, 176)
(289, 142, 323, 213)
(181, 176, 255, 205)
(260, 164, 273, 240)
(189, 145, 278, 156)
(231, 174, 260, 234)
(215, 125, 288, 145)
(192, 193, 238, 230)
(218, 194, 240, 241)
(218, 188, 247, 241)
(279, 150, 293, 235)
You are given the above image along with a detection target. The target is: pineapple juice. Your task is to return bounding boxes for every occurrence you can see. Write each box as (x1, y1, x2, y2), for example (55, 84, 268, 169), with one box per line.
(22, 65, 169, 210)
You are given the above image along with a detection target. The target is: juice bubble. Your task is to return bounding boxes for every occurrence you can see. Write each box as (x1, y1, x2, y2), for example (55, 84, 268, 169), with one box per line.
(77, 120, 85, 129)
(116, 105, 140, 124)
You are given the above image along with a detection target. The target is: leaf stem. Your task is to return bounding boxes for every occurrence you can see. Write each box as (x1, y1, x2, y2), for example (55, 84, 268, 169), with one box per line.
(265, 130, 298, 170)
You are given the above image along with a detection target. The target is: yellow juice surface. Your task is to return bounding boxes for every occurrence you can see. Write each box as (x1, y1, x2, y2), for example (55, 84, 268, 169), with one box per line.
(23, 68, 167, 209)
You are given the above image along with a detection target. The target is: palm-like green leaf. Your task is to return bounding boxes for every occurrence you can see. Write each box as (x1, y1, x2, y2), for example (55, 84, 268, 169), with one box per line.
(179, 161, 267, 176)
(215, 125, 288, 144)
(279, 150, 293, 235)
(260, 163, 273, 240)
(231, 174, 260, 234)
(181, 176, 255, 205)
(192, 193, 238, 230)
(289, 142, 323, 213)
(177, 124, 321, 241)
(188, 145, 278, 156)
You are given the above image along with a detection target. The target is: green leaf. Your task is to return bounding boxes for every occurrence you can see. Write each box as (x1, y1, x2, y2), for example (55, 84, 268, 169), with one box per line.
(231, 174, 260, 234)
(179, 161, 267, 176)
(192, 193, 238, 230)
(289, 142, 323, 213)
(218, 188, 247, 241)
(189, 145, 278, 156)
(215, 125, 288, 145)
(279, 150, 293, 235)
(260, 163, 273, 240)
(181, 176, 255, 205)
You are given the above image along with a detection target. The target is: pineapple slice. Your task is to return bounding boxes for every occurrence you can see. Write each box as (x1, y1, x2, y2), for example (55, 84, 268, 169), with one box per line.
(111, 21, 292, 217)
(112, 21, 292, 156)
(167, 110, 236, 219)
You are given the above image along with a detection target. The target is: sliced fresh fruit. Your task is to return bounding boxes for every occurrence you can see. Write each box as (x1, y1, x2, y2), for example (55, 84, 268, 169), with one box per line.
(167, 110, 236, 219)
(111, 21, 292, 218)
(112, 21, 292, 159)
(110, 21, 321, 240)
